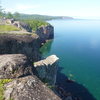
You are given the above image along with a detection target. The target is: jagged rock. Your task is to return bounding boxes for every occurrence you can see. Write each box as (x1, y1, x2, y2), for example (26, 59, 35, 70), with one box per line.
(13, 21, 32, 32)
(36, 25, 54, 43)
(4, 75, 61, 100)
(4, 18, 32, 32)
(0, 54, 32, 79)
(0, 34, 41, 61)
(34, 55, 59, 85)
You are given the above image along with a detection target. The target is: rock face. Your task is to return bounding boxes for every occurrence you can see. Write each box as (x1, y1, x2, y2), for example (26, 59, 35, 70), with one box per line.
(34, 55, 59, 85)
(36, 25, 54, 43)
(1, 18, 54, 43)
(4, 76, 61, 100)
(0, 54, 32, 79)
(13, 21, 32, 32)
(0, 34, 41, 61)
(0, 19, 60, 100)
(5, 19, 32, 32)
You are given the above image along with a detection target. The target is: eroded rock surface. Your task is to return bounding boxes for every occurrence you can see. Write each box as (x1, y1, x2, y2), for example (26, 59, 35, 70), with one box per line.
(36, 25, 54, 43)
(13, 21, 32, 32)
(0, 54, 32, 79)
(34, 55, 59, 85)
(0, 34, 41, 61)
(4, 75, 61, 100)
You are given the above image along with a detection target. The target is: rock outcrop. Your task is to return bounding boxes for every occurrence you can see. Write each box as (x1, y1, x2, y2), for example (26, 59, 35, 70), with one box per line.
(4, 76, 61, 100)
(0, 18, 60, 100)
(0, 54, 32, 79)
(0, 18, 54, 43)
(0, 34, 41, 61)
(36, 25, 54, 43)
(13, 21, 32, 32)
(6, 19, 32, 32)
(34, 55, 59, 85)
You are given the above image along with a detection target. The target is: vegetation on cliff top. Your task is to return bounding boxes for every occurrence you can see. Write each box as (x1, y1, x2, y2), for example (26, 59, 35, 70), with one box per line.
(0, 79, 12, 100)
(0, 25, 20, 32)
(21, 19, 49, 31)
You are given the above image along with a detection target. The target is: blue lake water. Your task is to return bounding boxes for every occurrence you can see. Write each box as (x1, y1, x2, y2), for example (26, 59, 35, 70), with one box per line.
(40, 19, 100, 100)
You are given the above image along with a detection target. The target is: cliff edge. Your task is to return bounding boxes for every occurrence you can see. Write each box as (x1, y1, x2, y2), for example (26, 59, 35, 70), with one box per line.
(0, 19, 61, 100)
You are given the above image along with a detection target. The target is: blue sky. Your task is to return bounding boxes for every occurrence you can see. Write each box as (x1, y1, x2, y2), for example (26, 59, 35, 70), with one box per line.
(1, 0, 100, 19)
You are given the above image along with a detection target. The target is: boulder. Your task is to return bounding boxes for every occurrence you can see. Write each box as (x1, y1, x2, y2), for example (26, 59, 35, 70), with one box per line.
(0, 54, 32, 79)
(4, 75, 61, 100)
(34, 55, 59, 85)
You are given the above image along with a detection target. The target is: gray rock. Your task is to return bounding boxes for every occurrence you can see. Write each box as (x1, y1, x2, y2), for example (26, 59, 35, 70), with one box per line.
(34, 55, 59, 85)
(13, 21, 32, 32)
(4, 75, 61, 100)
(3, 18, 32, 32)
(0, 54, 32, 79)
(0, 34, 41, 61)
(36, 25, 54, 43)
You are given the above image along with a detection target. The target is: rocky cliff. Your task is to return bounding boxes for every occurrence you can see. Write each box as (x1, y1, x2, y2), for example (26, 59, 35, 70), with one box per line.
(34, 55, 59, 86)
(0, 54, 60, 100)
(4, 76, 61, 100)
(0, 19, 61, 100)
(0, 34, 41, 61)
(2, 18, 54, 43)
(36, 25, 54, 43)
(5, 19, 32, 32)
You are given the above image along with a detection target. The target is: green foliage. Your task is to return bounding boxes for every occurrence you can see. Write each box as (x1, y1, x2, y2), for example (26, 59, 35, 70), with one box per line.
(6, 12, 14, 19)
(14, 14, 62, 21)
(0, 79, 12, 100)
(0, 25, 20, 32)
(0, 5, 4, 18)
(40, 40, 53, 55)
(21, 19, 49, 31)
(13, 12, 20, 19)
(47, 85, 55, 89)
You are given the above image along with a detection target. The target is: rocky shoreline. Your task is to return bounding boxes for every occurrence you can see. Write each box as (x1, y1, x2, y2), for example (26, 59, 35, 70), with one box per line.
(0, 19, 79, 100)
(0, 19, 62, 100)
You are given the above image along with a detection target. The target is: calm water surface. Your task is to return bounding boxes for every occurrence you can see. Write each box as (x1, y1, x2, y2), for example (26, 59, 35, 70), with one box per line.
(40, 20, 100, 100)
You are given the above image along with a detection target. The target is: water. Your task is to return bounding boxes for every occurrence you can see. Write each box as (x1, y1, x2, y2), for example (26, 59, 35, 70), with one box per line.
(40, 19, 100, 100)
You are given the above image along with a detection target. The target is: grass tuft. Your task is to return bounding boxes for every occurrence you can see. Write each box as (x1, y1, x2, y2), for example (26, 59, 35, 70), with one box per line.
(0, 79, 12, 100)
(0, 25, 20, 32)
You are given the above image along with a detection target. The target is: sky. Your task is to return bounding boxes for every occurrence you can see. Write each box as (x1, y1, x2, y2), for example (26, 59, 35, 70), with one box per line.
(1, 0, 100, 19)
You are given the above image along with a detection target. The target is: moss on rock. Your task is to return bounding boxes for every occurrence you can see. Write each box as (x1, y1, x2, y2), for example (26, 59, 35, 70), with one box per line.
(0, 79, 12, 100)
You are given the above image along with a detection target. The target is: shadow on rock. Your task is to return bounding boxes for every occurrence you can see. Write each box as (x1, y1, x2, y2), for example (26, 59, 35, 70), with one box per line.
(56, 66, 97, 100)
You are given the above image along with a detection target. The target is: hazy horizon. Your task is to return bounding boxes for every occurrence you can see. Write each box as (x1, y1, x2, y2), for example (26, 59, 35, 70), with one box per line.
(1, 0, 100, 19)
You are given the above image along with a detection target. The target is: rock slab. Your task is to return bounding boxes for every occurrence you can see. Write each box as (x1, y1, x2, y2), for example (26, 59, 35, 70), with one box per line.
(0, 54, 32, 79)
(4, 76, 61, 100)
